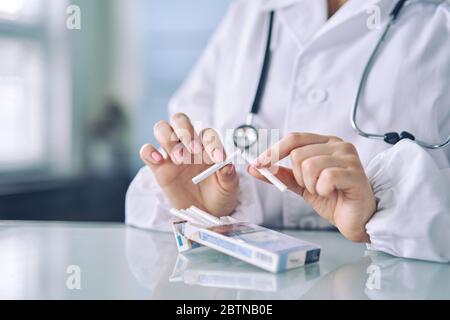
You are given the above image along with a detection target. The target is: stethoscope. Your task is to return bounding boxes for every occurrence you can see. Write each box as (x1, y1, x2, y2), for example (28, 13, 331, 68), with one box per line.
(233, 0, 450, 151)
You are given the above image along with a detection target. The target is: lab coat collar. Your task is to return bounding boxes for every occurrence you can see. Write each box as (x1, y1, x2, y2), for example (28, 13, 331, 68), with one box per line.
(332, 0, 397, 21)
(310, 0, 396, 44)
(261, 0, 389, 12)
(261, 0, 399, 18)
(260, 0, 305, 11)
(276, 0, 397, 52)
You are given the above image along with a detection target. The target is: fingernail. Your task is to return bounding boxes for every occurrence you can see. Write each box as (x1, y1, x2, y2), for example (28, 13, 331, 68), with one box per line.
(256, 155, 271, 168)
(172, 148, 184, 163)
(151, 152, 163, 163)
(190, 140, 202, 154)
(253, 159, 261, 168)
(212, 148, 224, 163)
(226, 165, 235, 176)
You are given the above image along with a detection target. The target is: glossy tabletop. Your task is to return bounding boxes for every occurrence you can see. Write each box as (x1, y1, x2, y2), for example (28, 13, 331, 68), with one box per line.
(0, 221, 449, 300)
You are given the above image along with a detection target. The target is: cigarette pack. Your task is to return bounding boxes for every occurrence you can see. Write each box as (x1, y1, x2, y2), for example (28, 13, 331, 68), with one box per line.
(171, 213, 320, 273)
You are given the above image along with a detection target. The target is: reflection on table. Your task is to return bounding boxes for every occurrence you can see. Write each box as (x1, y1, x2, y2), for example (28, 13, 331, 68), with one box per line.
(0, 221, 448, 299)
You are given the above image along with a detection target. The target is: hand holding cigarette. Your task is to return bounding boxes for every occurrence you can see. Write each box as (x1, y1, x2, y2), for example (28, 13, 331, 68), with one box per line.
(192, 150, 242, 185)
(140, 113, 287, 221)
(192, 151, 287, 193)
(248, 133, 376, 243)
(140, 113, 240, 218)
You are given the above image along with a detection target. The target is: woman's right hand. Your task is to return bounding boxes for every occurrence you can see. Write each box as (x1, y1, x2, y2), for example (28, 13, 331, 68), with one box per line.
(140, 113, 240, 217)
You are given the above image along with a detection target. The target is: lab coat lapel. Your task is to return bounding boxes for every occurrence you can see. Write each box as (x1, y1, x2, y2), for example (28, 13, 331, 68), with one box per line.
(277, 0, 397, 53)
(277, 0, 328, 48)
(301, 0, 394, 56)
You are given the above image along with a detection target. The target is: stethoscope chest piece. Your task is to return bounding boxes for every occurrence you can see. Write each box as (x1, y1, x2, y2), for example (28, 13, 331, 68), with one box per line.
(233, 124, 259, 150)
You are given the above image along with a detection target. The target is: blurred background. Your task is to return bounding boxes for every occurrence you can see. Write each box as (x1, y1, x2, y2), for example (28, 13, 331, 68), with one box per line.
(0, 0, 230, 222)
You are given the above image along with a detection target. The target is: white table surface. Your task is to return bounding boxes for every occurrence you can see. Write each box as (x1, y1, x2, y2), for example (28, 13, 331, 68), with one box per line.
(0, 221, 449, 300)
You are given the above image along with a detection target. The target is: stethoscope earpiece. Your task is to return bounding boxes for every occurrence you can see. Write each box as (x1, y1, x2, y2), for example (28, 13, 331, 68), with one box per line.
(383, 131, 416, 145)
(384, 132, 401, 145)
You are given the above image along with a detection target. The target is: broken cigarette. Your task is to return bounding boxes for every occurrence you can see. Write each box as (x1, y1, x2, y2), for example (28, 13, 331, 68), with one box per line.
(191, 150, 242, 185)
(240, 152, 287, 193)
(192, 148, 287, 193)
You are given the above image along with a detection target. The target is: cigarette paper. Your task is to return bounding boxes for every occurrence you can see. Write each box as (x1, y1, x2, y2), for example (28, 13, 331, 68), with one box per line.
(187, 206, 222, 226)
(170, 208, 203, 224)
(192, 150, 242, 185)
(183, 209, 216, 226)
(257, 168, 288, 193)
(241, 152, 287, 193)
(171, 207, 222, 227)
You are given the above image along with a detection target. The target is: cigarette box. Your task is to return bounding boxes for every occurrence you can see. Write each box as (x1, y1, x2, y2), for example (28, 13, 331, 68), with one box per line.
(172, 219, 321, 273)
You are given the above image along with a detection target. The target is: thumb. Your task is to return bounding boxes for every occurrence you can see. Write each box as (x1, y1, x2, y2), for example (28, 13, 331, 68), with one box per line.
(216, 164, 239, 191)
(247, 165, 304, 195)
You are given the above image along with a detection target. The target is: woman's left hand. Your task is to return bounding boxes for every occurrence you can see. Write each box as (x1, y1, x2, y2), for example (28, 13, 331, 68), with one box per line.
(249, 133, 377, 243)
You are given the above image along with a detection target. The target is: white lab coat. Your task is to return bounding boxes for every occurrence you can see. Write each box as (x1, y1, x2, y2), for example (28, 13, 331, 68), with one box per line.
(126, 0, 450, 262)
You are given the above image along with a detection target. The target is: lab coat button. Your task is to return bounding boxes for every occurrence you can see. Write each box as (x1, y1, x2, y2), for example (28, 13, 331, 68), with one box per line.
(307, 88, 328, 105)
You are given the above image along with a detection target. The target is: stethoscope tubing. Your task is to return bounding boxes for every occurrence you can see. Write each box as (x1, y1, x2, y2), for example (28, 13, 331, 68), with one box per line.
(351, 0, 450, 149)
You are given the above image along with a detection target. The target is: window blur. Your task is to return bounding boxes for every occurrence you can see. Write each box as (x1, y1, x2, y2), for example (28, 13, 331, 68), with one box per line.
(0, 0, 229, 221)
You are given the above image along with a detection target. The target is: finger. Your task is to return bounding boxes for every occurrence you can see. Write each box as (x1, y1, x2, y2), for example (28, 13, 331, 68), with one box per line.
(153, 120, 184, 164)
(301, 155, 350, 195)
(290, 143, 336, 165)
(216, 164, 239, 191)
(247, 165, 304, 195)
(316, 167, 360, 197)
(140, 144, 165, 167)
(291, 164, 306, 192)
(200, 128, 226, 165)
(200, 128, 237, 185)
(289, 145, 336, 190)
(170, 113, 202, 155)
(254, 133, 336, 168)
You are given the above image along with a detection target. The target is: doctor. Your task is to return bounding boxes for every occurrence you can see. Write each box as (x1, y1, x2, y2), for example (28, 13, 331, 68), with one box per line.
(126, 0, 450, 262)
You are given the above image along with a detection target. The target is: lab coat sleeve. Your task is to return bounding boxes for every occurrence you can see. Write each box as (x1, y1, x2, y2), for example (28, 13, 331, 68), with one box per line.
(365, 140, 450, 262)
(125, 166, 174, 232)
